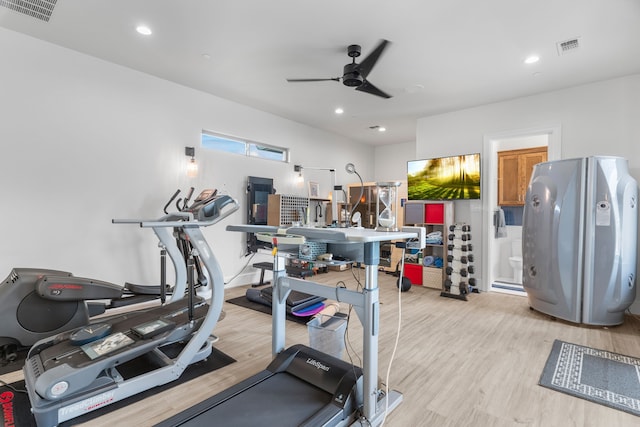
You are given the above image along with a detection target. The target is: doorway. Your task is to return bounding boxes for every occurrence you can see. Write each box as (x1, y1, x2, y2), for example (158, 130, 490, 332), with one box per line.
(481, 125, 562, 295)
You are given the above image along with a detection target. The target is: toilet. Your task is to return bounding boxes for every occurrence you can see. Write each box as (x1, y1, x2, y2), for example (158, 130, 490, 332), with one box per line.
(508, 239, 523, 283)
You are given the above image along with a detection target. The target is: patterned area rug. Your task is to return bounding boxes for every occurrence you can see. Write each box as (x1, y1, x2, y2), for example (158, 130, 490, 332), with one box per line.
(540, 339, 640, 416)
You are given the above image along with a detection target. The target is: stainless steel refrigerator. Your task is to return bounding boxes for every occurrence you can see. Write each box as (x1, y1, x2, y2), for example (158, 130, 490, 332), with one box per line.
(522, 156, 637, 325)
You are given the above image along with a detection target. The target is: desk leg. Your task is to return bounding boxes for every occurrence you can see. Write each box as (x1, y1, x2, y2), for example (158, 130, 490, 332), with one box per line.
(362, 262, 379, 421)
(272, 255, 288, 356)
(360, 241, 403, 425)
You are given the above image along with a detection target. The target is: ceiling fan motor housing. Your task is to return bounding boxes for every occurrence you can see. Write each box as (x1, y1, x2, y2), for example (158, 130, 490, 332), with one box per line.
(342, 63, 363, 87)
(347, 44, 361, 58)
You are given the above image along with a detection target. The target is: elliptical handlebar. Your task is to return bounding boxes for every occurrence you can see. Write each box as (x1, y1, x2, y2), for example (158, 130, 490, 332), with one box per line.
(140, 195, 238, 228)
(183, 187, 195, 208)
(114, 192, 239, 229)
(164, 189, 182, 214)
(175, 186, 195, 212)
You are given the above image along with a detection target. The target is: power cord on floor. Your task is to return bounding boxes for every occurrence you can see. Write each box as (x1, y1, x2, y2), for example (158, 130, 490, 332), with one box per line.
(224, 252, 256, 286)
(0, 378, 26, 393)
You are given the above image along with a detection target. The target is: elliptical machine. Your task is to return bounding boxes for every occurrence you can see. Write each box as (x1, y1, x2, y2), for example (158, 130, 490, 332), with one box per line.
(0, 188, 208, 363)
(22, 189, 238, 426)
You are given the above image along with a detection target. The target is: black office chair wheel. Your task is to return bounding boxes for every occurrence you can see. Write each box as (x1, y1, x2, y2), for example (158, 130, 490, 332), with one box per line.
(398, 276, 412, 292)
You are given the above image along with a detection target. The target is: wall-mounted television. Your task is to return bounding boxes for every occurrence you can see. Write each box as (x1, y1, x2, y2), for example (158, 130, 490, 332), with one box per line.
(407, 153, 481, 200)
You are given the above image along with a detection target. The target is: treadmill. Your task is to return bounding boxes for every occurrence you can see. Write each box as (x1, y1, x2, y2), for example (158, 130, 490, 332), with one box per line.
(157, 344, 362, 427)
(157, 225, 418, 427)
(22, 191, 239, 427)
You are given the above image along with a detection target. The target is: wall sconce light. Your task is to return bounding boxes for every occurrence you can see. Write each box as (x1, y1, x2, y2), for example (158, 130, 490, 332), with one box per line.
(294, 164, 304, 183)
(185, 146, 198, 178)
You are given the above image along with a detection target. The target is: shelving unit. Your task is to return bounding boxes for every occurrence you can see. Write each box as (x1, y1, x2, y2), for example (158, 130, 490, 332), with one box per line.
(403, 201, 454, 289)
(267, 194, 309, 226)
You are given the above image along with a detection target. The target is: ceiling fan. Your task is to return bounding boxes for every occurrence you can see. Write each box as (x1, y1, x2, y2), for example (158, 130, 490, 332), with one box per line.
(286, 39, 392, 99)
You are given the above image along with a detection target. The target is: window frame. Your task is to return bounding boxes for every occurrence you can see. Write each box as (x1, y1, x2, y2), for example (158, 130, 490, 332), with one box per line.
(201, 131, 289, 163)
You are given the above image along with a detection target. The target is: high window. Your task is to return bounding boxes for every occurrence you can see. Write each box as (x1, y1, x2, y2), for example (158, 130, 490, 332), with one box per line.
(201, 131, 288, 162)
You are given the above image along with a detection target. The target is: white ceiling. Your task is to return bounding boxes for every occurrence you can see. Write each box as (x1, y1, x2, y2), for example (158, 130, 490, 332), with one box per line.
(2, 0, 640, 146)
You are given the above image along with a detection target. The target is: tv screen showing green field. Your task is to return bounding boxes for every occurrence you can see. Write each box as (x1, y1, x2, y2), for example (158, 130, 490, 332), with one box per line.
(407, 153, 481, 200)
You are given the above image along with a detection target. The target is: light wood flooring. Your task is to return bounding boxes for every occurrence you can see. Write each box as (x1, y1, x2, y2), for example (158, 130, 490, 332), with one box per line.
(3, 268, 640, 426)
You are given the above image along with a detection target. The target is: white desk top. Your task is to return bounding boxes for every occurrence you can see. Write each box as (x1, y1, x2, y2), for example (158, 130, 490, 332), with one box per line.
(226, 224, 417, 243)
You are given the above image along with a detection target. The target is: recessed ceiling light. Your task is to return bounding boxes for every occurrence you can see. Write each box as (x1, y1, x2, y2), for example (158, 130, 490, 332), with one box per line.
(378, 127, 386, 132)
(524, 55, 540, 64)
(202, 53, 211, 60)
(136, 25, 152, 35)
(334, 107, 344, 115)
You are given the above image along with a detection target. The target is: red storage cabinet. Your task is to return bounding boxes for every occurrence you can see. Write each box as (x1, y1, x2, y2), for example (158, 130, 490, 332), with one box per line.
(424, 203, 444, 223)
(403, 263, 423, 286)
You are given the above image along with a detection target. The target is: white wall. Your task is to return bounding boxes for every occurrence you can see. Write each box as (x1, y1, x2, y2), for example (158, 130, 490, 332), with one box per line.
(374, 140, 415, 206)
(415, 73, 640, 311)
(0, 27, 374, 288)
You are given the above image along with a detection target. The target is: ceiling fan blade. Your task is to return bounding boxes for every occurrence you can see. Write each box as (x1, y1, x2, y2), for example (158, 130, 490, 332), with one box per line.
(356, 80, 392, 99)
(356, 39, 390, 79)
(286, 78, 340, 82)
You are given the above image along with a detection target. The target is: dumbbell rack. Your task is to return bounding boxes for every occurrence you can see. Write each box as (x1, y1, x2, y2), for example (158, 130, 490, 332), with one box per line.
(442, 223, 478, 301)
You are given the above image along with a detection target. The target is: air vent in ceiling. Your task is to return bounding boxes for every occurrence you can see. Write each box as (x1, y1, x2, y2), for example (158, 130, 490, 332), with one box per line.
(0, 0, 58, 22)
(556, 37, 581, 56)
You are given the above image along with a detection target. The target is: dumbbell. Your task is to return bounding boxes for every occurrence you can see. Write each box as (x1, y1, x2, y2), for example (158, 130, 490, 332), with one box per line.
(468, 265, 475, 274)
(460, 282, 468, 294)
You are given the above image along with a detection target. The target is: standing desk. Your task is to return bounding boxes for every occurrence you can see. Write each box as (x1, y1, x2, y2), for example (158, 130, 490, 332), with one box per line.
(227, 225, 416, 425)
